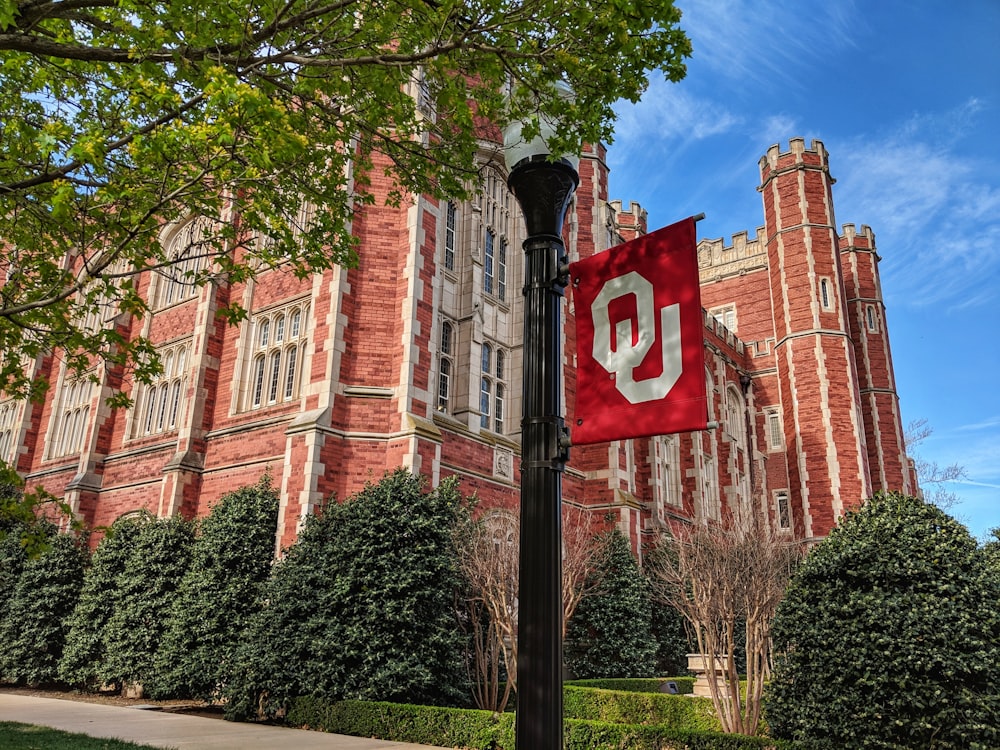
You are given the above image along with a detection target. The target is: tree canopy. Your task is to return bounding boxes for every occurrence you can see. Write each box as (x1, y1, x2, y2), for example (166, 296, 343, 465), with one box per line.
(0, 0, 691, 398)
(765, 491, 1000, 749)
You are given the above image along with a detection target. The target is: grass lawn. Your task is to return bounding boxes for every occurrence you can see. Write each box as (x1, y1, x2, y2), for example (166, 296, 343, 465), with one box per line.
(0, 721, 167, 750)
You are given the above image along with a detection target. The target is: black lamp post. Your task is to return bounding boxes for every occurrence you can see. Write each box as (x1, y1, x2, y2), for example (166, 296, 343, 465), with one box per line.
(504, 103, 579, 750)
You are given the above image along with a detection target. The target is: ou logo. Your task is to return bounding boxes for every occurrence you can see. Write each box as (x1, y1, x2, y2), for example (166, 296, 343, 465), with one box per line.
(591, 271, 682, 404)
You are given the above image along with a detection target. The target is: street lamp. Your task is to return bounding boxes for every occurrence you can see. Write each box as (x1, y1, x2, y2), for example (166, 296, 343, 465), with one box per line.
(503, 93, 579, 750)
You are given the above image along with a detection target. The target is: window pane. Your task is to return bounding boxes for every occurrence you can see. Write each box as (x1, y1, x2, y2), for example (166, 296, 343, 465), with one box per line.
(480, 377, 490, 428)
(441, 322, 452, 355)
(284, 346, 298, 400)
(291, 310, 301, 338)
(258, 320, 270, 348)
(496, 349, 504, 380)
(484, 229, 494, 293)
(268, 351, 281, 403)
(169, 380, 182, 428)
(445, 202, 456, 271)
(275, 315, 285, 343)
(482, 344, 491, 374)
(494, 384, 504, 433)
(252, 356, 265, 407)
(156, 384, 169, 431)
(498, 237, 507, 301)
(438, 359, 451, 410)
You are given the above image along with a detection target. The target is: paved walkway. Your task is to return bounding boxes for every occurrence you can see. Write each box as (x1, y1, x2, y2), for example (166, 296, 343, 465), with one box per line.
(0, 693, 445, 750)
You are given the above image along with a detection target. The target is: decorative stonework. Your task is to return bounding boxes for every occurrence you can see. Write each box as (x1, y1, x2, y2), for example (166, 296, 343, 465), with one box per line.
(494, 445, 514, 481)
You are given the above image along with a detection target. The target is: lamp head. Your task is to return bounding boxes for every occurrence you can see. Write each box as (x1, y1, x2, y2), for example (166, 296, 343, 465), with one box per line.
(502, 81, 581, 174)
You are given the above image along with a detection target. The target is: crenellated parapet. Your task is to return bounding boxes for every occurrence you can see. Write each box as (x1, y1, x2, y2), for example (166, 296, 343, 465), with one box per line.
(758, 137, 834, 190)
(840, 223, 877, 253)
(608, 199, 647, 242)
(697, 226, 768, 283)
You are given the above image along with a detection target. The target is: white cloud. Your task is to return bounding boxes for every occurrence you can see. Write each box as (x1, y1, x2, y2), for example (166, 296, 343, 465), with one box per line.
(831, 100, 1000, 308)
(679, 0, 859, 88)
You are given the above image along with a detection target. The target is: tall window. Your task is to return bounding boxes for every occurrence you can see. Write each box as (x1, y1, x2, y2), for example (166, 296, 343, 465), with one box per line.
(438, 320, 453, 412)
(133, 341, 189, 438)
(444, 202, 457, 271)
(820, 277, 832, 310)
(653, 435, 681, 521)
(245, 301, 309, 411)
(699, 450, 720, 521)
(481, 168, 510, 301)
(0, 401, 20, 464)
(157, 219, 210, 308)
(866, 304, 878, 332)
(726, 386, 745, 449)
(775, 490, 791, 530)
(484, 229, 495, 295)
(50, 377, 95, 458)
(480, 342, 507, 432)
(766, 410, 783, 450)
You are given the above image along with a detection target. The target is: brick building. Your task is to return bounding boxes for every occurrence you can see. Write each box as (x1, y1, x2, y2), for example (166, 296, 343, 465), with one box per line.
(0, 137, 915, 550)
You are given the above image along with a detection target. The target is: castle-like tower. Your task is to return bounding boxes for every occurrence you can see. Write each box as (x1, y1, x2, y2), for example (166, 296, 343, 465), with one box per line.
(0, 138, 912, 550)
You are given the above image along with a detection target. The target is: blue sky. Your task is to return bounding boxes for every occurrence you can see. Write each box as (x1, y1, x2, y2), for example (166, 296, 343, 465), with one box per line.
(605, 0, 1000, 539)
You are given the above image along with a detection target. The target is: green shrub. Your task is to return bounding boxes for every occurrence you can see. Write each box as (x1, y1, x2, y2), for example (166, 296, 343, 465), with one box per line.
(287, 698, 514, 748)
(565, 677, 694, 694)
(226, 470, 469, 719)
(59, 515, 146, 688)
(151, 477, 279, 700)
(285, 697, 790, 749)
(766, 491, 1000, 749)
(0, 533, 87, 685)
(565, 528, 657, 679)
(99, 515, 194, 692)
(563, 685, 720, 731)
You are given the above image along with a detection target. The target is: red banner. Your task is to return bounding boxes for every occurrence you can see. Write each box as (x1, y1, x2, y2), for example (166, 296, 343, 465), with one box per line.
(569, 217, 707, 445)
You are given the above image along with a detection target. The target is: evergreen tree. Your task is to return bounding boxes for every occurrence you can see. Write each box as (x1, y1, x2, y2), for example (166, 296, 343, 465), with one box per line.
(0, 534, 87, 685)
(226, 469, 468, 719)
(151, 478, 279, 700)
(59, 515, 146, 688)
(99, 515, 193, 693)
(766, 491, 1000, 749)
(565, 528, 656, 679)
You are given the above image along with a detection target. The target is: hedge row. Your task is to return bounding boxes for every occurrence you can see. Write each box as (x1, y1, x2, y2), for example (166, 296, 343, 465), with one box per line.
(565, 677, 695, 695)
(286, 698, 792, 749)
(564, 685, 719, 731)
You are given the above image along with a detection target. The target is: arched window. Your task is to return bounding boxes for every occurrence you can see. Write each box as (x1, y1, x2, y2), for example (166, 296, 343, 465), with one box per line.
(438, 321, 454, 412)
(479, 342, 508, 432)
(157, 219, 210, 308)
(50, 376, 95, 457)
(444, 202, 457, 271)
(726, 386, 745, 450)
(820, 277, 832, 310)
(132, 341, 189, 439)
(481, 167, 511, 301)
(243, 300, 310, 411)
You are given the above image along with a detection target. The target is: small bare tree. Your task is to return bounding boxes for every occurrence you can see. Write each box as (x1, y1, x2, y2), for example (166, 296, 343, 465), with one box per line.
(456, 509, 518, 713)
(646, 504, 800, 735)
(905, 418, 968, 509)
(456, 503, 611, 712)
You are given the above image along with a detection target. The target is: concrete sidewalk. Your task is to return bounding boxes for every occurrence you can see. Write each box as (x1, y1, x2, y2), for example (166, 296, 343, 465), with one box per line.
(0, 693, 445, 749)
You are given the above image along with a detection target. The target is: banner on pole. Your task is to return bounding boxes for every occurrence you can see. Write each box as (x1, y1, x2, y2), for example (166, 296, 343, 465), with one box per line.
(569, 217, 707, 445)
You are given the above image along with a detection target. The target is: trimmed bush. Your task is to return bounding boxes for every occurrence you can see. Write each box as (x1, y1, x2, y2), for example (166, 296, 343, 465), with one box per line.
(151, 478, 279, 700)
(565, 528, 657, 679)
(565, 677, 695, 694)
(766, 491, 1000, 749)
(0, 533, 87, 685)
(226, 470, 469, 719)
(286, 697, 790, 750)
(99, 515, 194, 692)
(563, 685, 720, 731)
(287, 698, 514, 748)
(59, 515, 146, 688)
